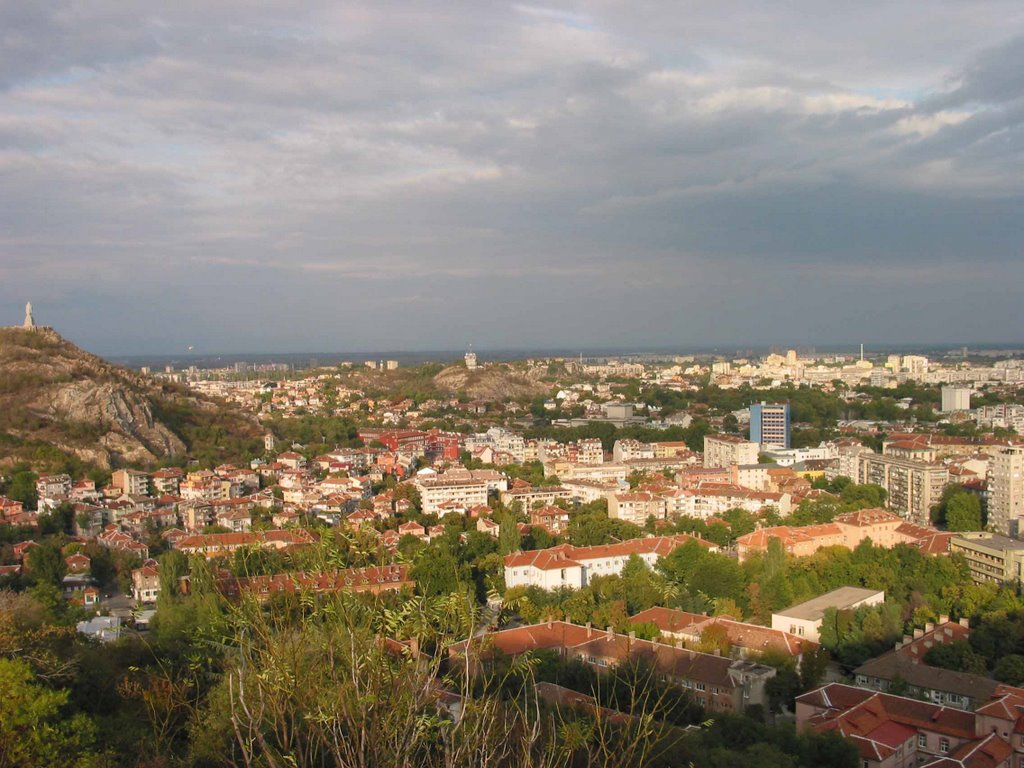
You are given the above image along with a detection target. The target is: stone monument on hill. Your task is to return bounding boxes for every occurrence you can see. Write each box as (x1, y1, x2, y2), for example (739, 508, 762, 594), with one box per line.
(23, 301, 35, 329)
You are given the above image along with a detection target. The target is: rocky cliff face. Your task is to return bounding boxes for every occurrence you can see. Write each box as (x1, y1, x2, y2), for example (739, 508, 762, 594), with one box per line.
(432, 364, 549, 402)
(0, 327, 252, 469)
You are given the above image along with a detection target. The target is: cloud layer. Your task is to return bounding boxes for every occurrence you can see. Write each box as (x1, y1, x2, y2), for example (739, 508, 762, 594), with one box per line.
(1, 2, 1022, 354)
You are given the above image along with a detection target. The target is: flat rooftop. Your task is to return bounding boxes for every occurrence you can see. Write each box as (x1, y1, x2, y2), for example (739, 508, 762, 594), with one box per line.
(951, 533, 1024, 553)
(774, 587, 884, 622)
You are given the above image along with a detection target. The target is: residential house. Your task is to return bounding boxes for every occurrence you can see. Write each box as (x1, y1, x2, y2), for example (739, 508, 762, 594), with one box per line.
(771, 587, 885, 643)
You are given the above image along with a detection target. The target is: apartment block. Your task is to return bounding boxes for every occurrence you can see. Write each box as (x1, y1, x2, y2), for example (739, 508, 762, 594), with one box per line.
(950, 533, 1024, 585)
(857, 453, 949, 525)
(750, 402, 790, 448)
(703, 434, 760, 469)
(988, 447, 1024, 537)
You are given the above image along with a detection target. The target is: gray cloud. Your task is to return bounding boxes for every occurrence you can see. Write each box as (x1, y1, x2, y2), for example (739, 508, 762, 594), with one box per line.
(0, 2, 1022, 354)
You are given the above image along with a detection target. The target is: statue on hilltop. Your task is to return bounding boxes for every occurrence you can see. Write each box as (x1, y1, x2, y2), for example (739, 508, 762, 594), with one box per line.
(23, 301, 35, 329)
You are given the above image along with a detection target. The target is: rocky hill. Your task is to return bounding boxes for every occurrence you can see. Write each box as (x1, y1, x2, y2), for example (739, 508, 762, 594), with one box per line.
(0, 327, 262, 470)
(432, 363, 550, 402)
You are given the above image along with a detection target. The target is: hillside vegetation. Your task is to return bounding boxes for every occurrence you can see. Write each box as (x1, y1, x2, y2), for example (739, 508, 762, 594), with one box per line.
(0, 327, 262, 471)
(432, 363, 549, 402)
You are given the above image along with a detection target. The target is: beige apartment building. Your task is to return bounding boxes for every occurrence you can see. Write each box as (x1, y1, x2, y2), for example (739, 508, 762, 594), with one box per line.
(857, 453, 948, 525)
(988, 446, 1024, 536)
(949, 533, 1024, 585)
(703, 434, 760, 469)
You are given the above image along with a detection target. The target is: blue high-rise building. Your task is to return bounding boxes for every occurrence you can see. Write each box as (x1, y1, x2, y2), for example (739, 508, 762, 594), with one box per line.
(750, 402, 790, 448)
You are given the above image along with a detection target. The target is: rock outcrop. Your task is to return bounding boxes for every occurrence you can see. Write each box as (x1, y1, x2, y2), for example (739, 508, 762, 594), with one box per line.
(432, 364, 549, 402)
(0, 327, 255, 469)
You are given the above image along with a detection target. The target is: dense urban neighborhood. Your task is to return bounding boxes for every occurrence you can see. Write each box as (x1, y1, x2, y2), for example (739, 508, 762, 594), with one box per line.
(3, 320, 1024, 766)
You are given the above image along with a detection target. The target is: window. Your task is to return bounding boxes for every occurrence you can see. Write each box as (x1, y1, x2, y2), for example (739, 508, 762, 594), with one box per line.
(940, 739, 949, 754)
(695, 683, 706, 692)
(917, 735, 926, 748)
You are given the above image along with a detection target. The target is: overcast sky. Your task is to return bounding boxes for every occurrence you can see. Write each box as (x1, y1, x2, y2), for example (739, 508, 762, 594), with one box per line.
(1, 2, 1022, 355)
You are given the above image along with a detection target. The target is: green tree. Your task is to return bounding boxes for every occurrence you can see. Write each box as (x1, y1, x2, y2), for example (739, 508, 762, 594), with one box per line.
(410, 543, 463, 597)
(497, 515, 521, 555)
(26, 544, 66, 587)
(2, 468, 38, 510)
(994, 655, 1024, 686)
(945, 492, 983, 532)
(158, 550, 190, 599)
(0, 658, 98, 767)
(689, 554, 746, 602)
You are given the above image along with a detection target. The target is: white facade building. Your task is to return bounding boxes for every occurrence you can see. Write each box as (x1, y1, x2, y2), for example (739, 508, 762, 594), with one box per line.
(504, 535, 717, 590)
(941, 387, 972, 412)
(703, 435, 760, 469)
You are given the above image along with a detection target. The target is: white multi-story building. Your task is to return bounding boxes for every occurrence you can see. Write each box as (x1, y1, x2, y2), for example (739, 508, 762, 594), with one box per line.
(703, 434, 760, 469)
(828, 441, 871, 481)
(941, 387, 972, 412)
(36, 474, 72, 502)
(414, 475, 489, 515)
(662, 487, 792, 519)
(901, 355, 929, 376)
(759, 445, 836, 467)
(975, 404, 1024, 433)
(989, 447, 1024, 537)
(612, 439, 655, 463)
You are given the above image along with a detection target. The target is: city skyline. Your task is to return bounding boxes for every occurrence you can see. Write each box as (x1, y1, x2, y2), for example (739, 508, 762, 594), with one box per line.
(2, 3, 1023, 355)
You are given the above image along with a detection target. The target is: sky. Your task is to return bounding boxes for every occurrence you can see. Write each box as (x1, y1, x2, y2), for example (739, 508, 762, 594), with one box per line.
(1, 2, 1022, 355)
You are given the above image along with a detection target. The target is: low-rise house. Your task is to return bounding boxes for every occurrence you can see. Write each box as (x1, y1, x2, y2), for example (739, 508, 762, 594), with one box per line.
(215, 508, 252, 532)
(629, 607, 818, 665)
(70, 480, 100, 503)
(449, 620, 775, 714)
(853, 618, 999, 712)
(64, 553, 91, 573)
(771, 587, 885, 642)
(97, 526, 150, 560)
(477, 517, 500, 537)
(0, 496, 25, 520)
(174, 529, 315, 558)
(151, 468, 184, 495)
(77, 616, 121, 643)
(797, 682, 1014, 768)
(529, 505, 571, 534)
(199, 564, 414, 600)
(132, 562, 161, 603)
